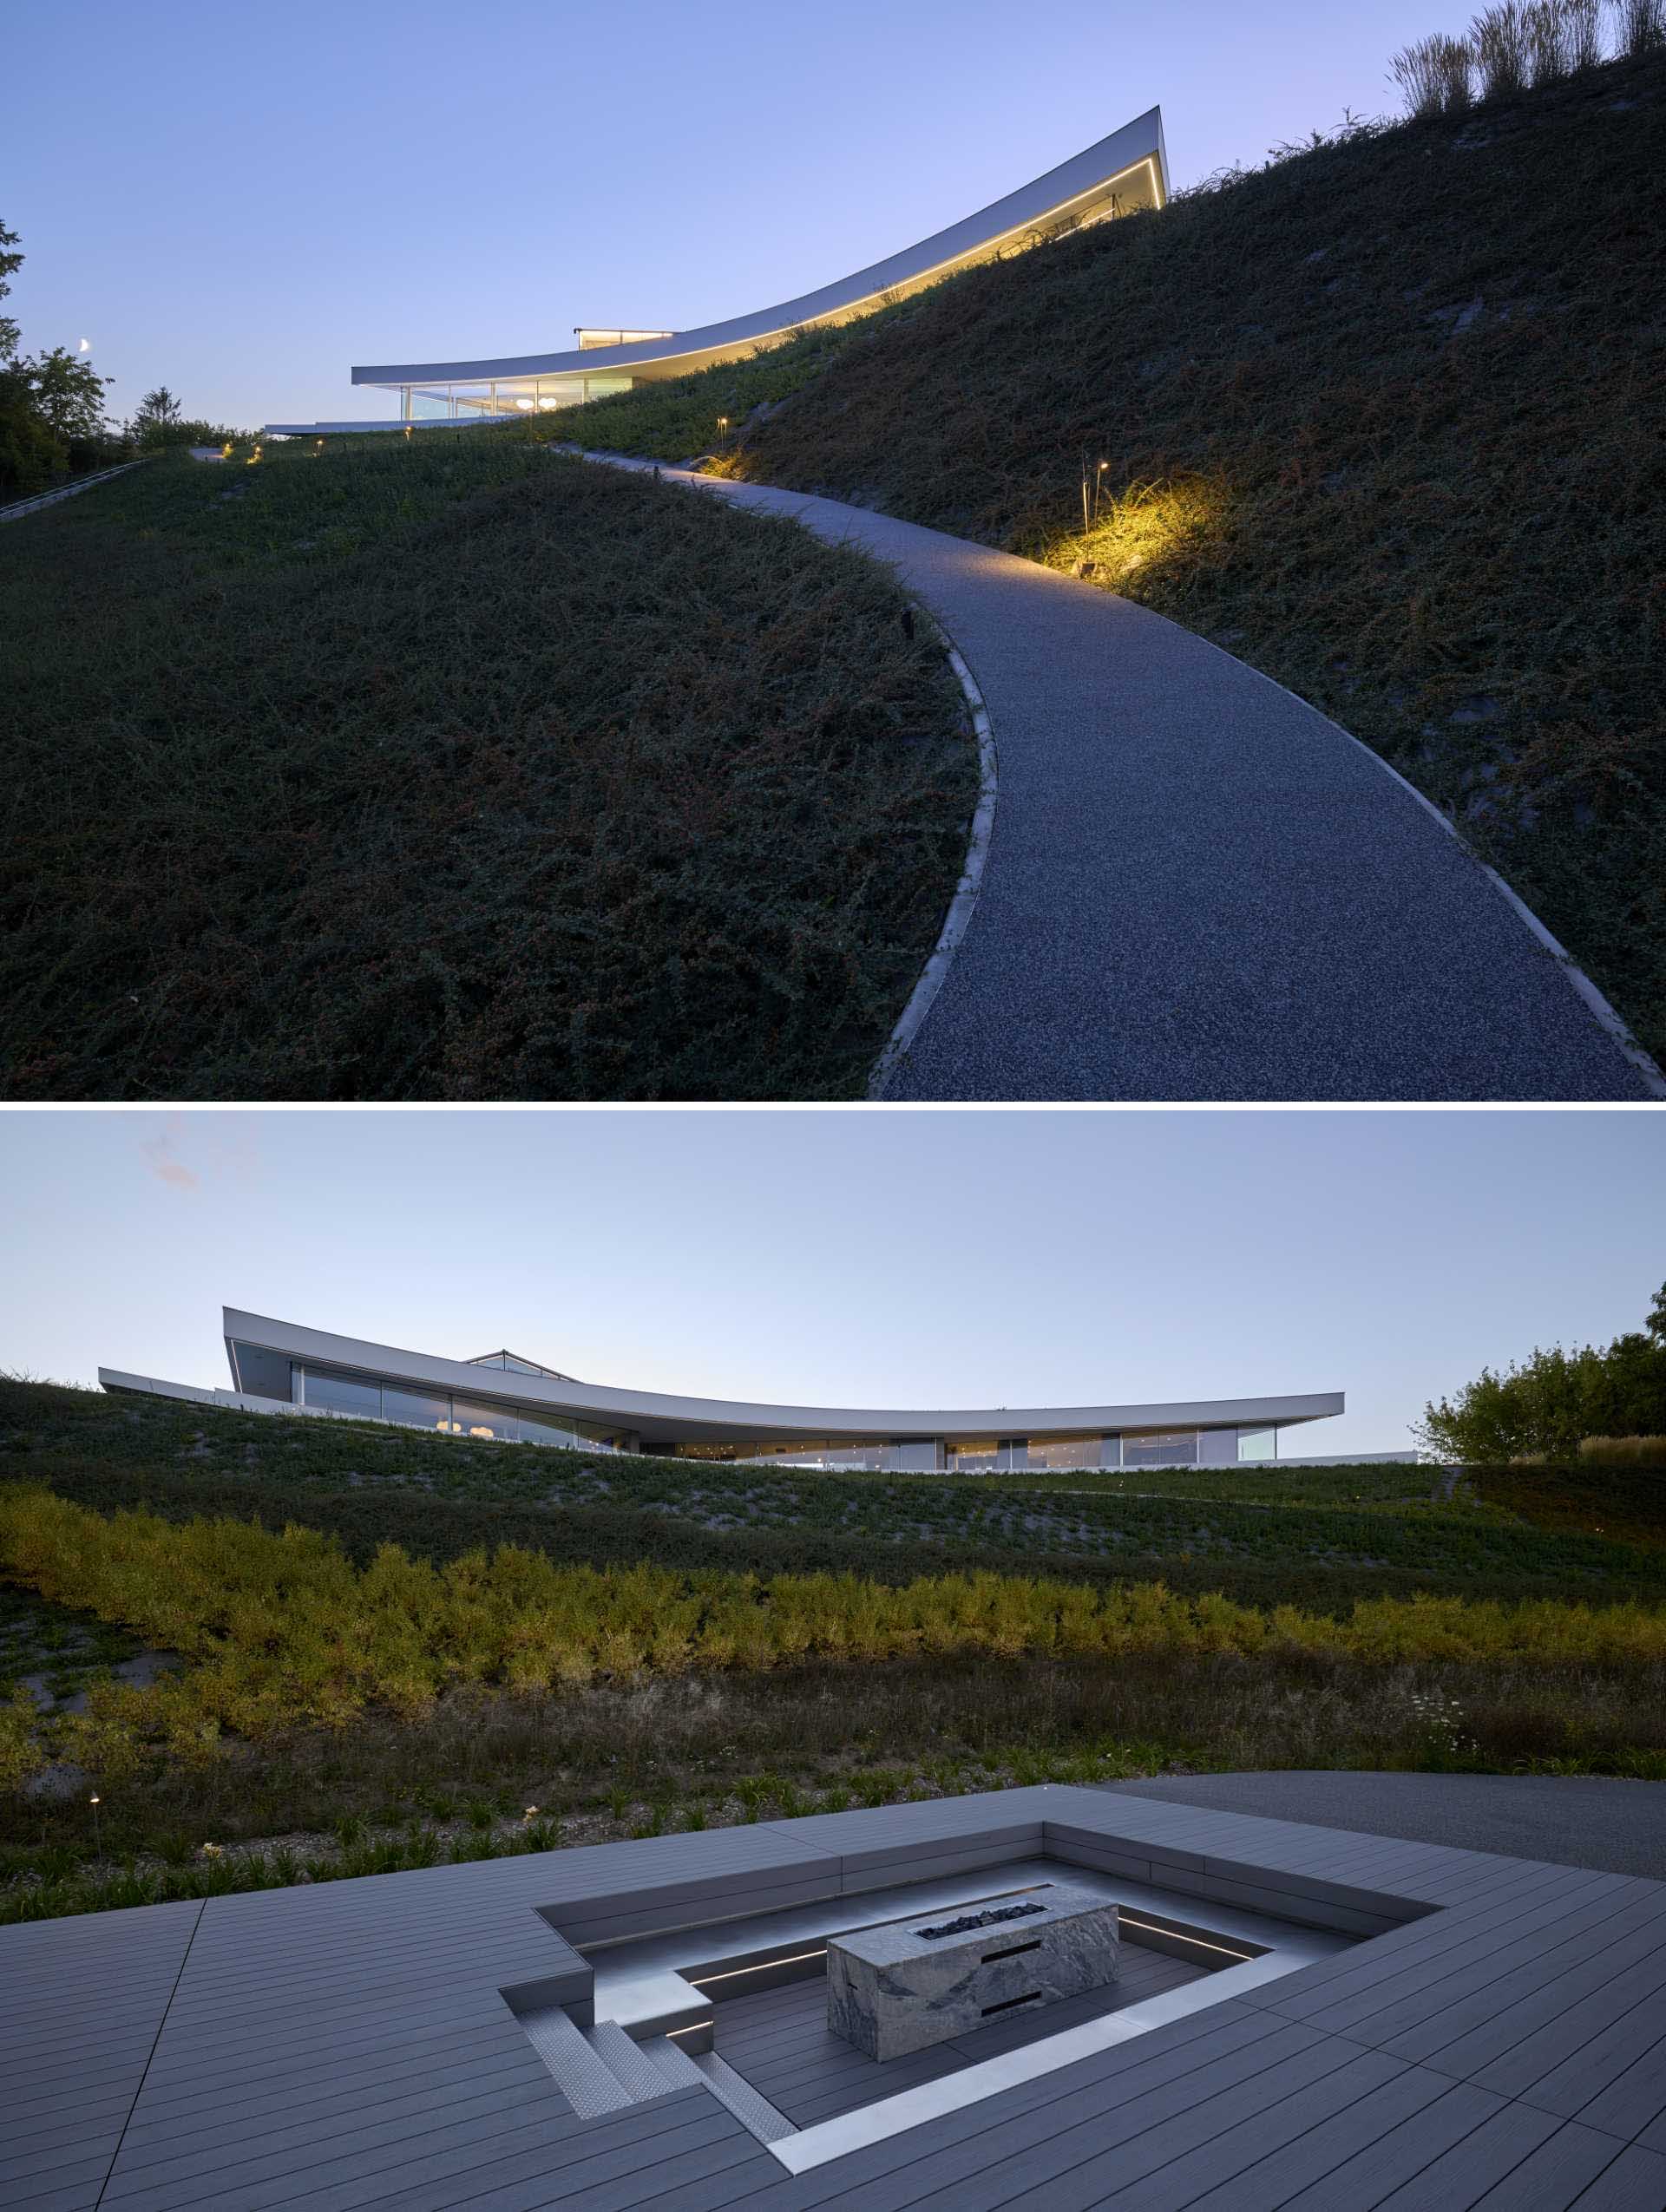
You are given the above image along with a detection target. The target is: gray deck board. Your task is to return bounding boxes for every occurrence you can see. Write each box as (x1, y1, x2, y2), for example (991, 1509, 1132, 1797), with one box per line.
(902, 2032, 1374, 2209)
(1024, 2047, 1414, 2209)
(6, 1783, 1665, 2209)
(1368, 2104, 1584, 2208)
(712, 1944, 1204, 2127)
(1568, 2143, 1666, 2209)
(1181, 2060, 1468, 2210)
(1464, 2124, 1636, 2210)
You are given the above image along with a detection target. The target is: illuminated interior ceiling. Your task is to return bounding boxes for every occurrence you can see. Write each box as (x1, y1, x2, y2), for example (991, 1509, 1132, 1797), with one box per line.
(347, 106, 1167, 412)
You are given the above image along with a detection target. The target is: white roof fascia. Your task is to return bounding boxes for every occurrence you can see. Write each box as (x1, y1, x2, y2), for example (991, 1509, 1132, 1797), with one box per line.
(351, 108, 1167, 391)
(220, 1309, 1342, 1443)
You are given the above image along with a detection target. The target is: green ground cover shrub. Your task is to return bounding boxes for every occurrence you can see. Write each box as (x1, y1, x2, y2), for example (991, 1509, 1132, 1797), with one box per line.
(5, 1380, 1662, 1921)
(2, 1486, 1659, 1776)
(535, 52, 1666, 1061)
(1, 445, 972, 1099)
(5, 1382, 1659, 1607)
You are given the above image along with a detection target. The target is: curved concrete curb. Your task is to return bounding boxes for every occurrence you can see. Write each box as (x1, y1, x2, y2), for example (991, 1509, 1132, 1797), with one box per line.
(571, 448, 1661, 1102)
(1222, 646, 1666, 1103)
(866, 613, 998, 1102)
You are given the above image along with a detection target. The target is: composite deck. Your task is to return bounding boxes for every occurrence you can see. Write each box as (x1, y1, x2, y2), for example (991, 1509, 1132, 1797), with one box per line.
(5, 1784, 1665, 2209)
(712, 1942, 1207, 2130)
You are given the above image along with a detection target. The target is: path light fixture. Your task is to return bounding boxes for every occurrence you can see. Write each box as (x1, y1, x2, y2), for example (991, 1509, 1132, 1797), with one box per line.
(717, 416, 730, 437)
(89, 1795, 101, 1856)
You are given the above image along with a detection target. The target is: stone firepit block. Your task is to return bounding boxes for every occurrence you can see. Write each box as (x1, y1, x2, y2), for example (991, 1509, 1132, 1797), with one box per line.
(826, 1883, 1120, 2061)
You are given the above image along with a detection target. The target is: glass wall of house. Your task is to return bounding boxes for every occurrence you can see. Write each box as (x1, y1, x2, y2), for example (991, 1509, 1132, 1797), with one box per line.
(228, 1338, 293, 1402)
(671, 1438, 918, 1471)
(1123, 1430, 1200, 1469)
(283, 1358, 626, 1450)
(945, 1436, 1116, 1474)
(401, 375, 634, 422)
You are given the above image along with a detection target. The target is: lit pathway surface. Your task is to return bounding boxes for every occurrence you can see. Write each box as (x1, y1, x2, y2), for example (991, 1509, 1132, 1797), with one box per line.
(1100, 1773, 1666, 1880)
(583, 455, 1658, 1101)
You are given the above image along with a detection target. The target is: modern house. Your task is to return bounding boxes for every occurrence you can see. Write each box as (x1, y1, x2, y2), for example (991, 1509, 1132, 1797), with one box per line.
(95, 1306, 1358, 1470)
(264, 107, 1167, 435)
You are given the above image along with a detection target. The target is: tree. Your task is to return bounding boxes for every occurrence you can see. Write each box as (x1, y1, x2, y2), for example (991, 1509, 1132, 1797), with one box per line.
(128, 386, 182, 444)
(0, 219, 121, 496)
(0, 216, 22, 362)
(23, 345, 113, 440)
(1417, 1281, 1666, 1461)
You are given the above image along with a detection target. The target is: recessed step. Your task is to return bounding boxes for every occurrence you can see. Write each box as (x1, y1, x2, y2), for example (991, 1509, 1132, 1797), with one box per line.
(518, 2003, 634, 2116)
(586, 2019, 678, 2102)
(690, 2050, 797, 2143)
(642, 2034, 709, 2091)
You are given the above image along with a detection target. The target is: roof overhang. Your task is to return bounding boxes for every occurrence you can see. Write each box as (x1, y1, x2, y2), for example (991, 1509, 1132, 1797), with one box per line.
(348, 106, 1167, 393)
(220, 1308, 1341, 1445)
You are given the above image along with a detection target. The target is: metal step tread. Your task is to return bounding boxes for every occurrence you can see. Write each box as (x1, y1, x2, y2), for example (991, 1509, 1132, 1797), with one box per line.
(691, 2048, 797, 2143)
(642, 2033, 709, 2091)
(517, 2002, 634, 2117)
(586, 2018, 678, 2102)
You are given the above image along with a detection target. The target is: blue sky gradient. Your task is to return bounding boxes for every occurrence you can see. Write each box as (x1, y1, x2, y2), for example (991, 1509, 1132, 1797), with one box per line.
(1, 1110, 1658, 1453)
(13, 0, 1491, 429)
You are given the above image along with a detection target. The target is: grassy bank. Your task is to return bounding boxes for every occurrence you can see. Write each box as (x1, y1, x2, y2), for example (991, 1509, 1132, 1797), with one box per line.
(4, 1383, 1663, 1924)
(6, 1648, 1662, 1925)
(534, 54, 1666, 1062)
(1, 444, 972, 1099)
(3, 1486, 1662, 1766)
(7, 1381, 1663, 1607)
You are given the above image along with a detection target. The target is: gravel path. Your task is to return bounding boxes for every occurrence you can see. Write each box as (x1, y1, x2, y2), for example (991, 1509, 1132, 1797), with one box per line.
(583, 455, 1656, 1101)
(1099, 1770, 1666, 1877)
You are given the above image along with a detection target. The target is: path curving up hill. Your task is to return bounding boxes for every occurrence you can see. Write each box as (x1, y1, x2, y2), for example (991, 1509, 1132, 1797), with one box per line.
(582, 457, 1659, 1103)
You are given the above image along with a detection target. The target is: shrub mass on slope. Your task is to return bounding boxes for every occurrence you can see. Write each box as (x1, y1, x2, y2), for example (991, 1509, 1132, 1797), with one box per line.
(4, 1381, 1663, 1922)
(1, 446, 973, 1099)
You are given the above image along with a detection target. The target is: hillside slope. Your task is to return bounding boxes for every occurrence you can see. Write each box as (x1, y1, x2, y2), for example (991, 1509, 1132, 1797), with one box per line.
(552, 55, 1666, 1060)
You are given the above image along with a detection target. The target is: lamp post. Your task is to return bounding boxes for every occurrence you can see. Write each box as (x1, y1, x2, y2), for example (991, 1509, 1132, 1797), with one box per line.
(89, 1794, 102, 1860)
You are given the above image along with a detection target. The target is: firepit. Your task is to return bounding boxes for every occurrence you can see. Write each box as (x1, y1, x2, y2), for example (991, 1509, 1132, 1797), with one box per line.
(826, 1884, 1120, 2061)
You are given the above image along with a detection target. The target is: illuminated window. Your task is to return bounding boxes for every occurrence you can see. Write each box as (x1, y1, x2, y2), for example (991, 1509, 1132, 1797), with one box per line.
(1124, 1430, 1198, 1469)
(384, 1385, 452, 1432)
(451, 1400, 517, 1442)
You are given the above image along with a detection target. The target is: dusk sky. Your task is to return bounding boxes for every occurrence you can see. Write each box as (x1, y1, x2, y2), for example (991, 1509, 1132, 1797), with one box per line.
(2, 1110, 1659, 1454)
(12, 0, 1486, 430)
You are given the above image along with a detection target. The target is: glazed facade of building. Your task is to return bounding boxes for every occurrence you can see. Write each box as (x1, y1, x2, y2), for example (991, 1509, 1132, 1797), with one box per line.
(97, 1307, 1348, 1472)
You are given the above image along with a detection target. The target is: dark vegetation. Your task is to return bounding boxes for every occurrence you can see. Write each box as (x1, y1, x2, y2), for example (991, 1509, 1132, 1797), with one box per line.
(3, 1374, 1662, 1921)
(7, 1649, 1661, 1924)
(1, 445, 973, 1098)
(0, 219, 126, 498)
(1470, 1458, 1666, 1548)
(7, 1379, 1663, 1608)
(541, 49, 1666, 1062)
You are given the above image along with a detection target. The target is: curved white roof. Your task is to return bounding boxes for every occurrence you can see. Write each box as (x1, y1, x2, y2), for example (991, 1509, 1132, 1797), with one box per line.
(350, 107, 1167, 394)
(220, 1309, 1340, 1443)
